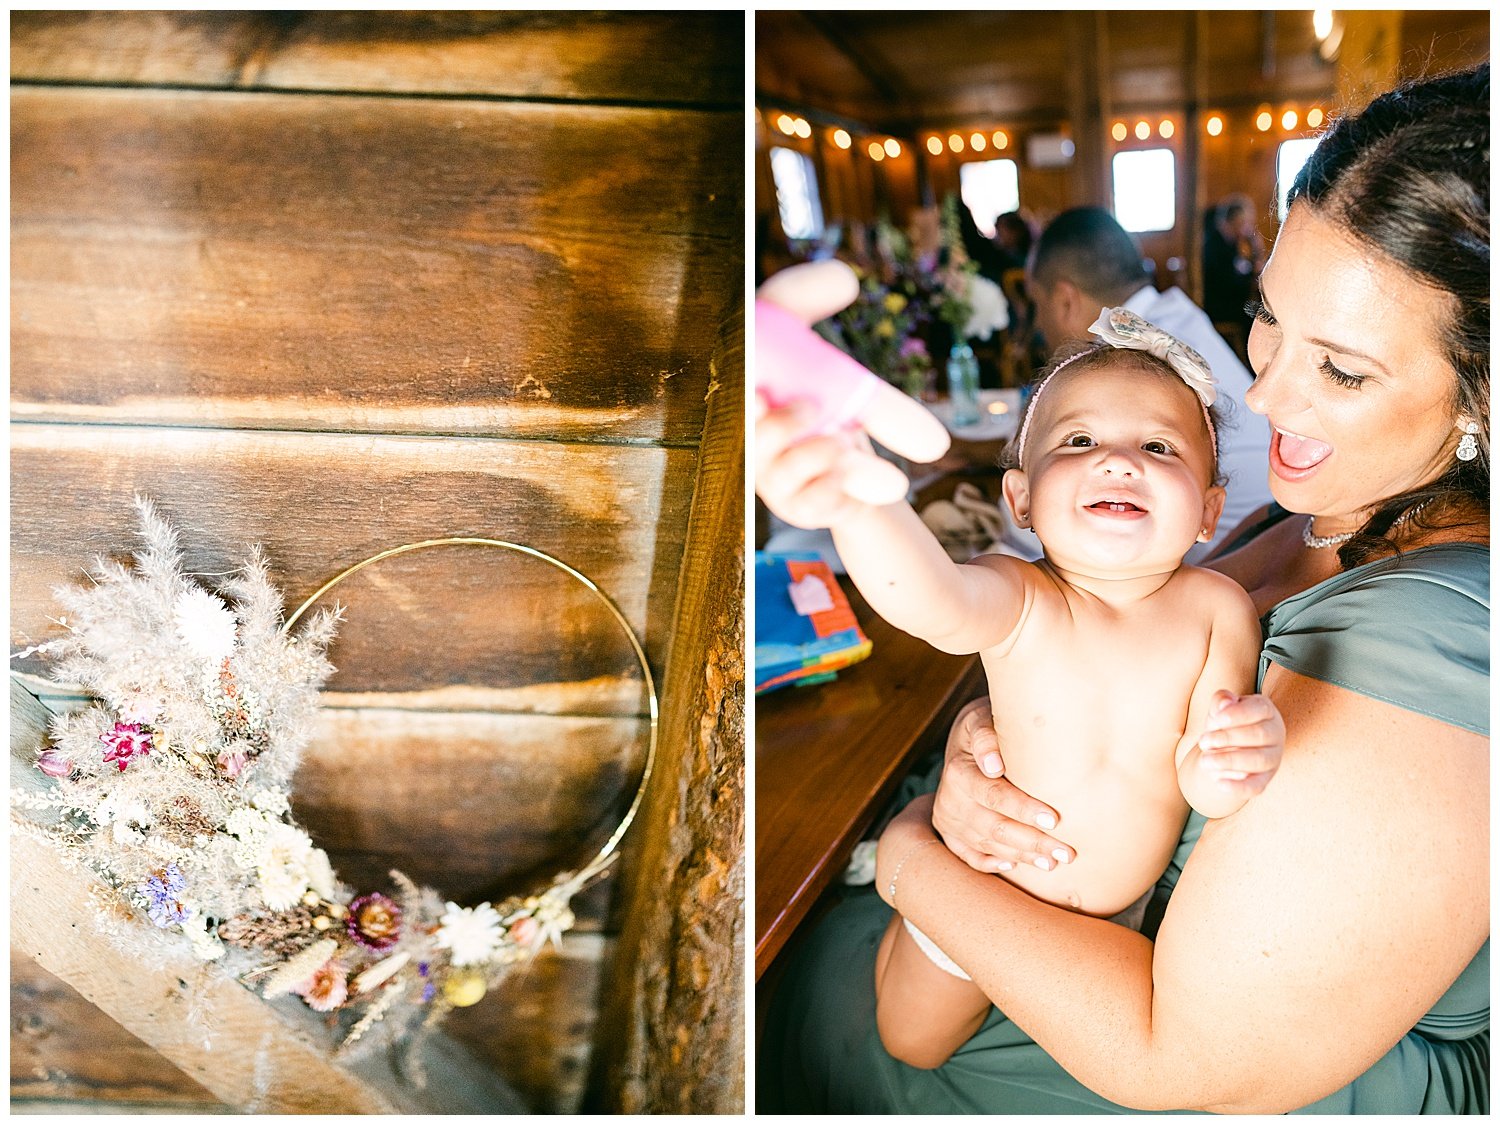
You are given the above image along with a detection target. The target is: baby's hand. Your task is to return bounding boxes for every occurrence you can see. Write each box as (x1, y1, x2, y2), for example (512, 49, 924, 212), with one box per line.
(1196, 690, 1284, 797)
(755, 396, 904, 528)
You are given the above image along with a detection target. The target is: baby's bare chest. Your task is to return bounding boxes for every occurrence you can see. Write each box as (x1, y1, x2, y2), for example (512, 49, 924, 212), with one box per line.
(982, 607, 1211, 782)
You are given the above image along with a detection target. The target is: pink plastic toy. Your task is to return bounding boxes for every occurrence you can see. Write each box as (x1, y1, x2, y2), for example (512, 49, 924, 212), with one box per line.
(755, 261, 952, 477)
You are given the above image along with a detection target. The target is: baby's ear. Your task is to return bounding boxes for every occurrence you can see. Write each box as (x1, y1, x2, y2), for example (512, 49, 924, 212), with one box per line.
(1197, 484, 1228, 542)
(1001, 468, 1033, 529)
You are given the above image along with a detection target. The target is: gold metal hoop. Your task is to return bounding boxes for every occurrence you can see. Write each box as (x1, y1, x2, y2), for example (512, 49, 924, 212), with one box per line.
(281, 538, 658, 873)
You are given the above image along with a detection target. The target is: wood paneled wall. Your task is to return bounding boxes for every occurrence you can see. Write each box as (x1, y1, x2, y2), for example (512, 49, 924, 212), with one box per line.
(756, 10, 1487, 299)
(11, 11, 743, 1114)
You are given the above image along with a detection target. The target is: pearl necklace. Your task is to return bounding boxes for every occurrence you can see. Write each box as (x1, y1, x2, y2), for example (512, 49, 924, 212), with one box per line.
(1302, 500, 1431, 550)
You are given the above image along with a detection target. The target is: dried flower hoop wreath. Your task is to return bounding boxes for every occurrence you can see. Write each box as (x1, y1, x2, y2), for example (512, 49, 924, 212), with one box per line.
(12, 500, 657, 1054)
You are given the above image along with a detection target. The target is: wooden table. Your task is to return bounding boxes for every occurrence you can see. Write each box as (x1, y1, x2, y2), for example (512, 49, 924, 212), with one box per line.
(754, 583, 985, 978)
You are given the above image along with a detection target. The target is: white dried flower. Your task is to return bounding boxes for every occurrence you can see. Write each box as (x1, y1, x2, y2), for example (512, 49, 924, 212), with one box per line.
(250, 789, 289, 817)
(256, 822, 314, 910)
(225, 806, 269, 840)
(435, 902, 503, 967)
(186, 919, 225, 962)
(95, 792, 153, 845)
(173, 588, 238, 664)
(305, 847, 336, 900)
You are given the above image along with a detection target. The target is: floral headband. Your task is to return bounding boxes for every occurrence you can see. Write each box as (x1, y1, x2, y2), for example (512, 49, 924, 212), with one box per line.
(1015, 307, 1219, 464)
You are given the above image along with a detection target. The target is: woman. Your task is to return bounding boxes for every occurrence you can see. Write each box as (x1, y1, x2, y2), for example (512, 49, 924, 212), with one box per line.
(758, 65, 1488, 1113)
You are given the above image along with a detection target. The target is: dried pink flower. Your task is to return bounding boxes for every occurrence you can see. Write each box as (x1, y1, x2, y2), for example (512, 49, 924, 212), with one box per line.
(509, 915, 540, 949)
(100, 722, 153, 771)
(292, 955, 349, 1012)
(217, 748, 248, 778)
(37, 749, 74, 779)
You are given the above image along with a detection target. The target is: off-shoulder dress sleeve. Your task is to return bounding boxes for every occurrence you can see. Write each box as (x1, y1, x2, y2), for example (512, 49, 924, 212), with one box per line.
(1259, 543, 1489, 736)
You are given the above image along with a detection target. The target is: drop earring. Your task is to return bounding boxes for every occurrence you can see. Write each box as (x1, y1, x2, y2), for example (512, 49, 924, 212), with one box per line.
(1457, 420, 1479, 462)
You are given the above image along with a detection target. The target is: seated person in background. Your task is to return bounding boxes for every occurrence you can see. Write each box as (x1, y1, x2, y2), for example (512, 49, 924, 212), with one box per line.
(756, 307, 1284, 1068)
(1202, 192, 1267, 357)
(1025, 207, 1272, 560)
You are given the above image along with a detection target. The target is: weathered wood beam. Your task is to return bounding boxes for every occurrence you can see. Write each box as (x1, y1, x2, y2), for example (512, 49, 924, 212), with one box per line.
(585, 309, 745, 1113)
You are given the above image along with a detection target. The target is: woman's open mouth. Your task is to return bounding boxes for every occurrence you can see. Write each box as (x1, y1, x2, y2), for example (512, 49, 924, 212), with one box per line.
(1271, 426, 1334, 480)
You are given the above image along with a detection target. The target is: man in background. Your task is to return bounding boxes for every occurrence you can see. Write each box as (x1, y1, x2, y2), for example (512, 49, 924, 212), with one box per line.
(1025, 207, 1273, 559)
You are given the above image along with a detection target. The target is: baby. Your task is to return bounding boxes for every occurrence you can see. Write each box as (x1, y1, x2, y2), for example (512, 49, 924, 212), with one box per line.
(756, 307, 1283, 1058)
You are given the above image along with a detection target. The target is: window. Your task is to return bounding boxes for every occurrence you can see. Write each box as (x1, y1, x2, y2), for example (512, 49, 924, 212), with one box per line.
(770, 146, 823, 241)
(958, 158, 1020, 238)
(1111, 149, 1176, 233)
(1276, 138, 1322, 219)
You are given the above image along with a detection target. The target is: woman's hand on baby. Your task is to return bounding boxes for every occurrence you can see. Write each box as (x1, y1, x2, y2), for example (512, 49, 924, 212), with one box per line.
(1196, 690, 1285, 796)
(931, 700, 1075, 875)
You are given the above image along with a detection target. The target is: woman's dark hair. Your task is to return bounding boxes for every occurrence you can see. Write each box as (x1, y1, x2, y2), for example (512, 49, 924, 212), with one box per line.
(1287, 63, 1489, 567)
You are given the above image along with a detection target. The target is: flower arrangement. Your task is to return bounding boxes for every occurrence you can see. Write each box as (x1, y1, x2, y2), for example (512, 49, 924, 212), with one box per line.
(11, 499, 615, 1052)
(812, 263, 927, 389)
(813, 196, 1009, 395)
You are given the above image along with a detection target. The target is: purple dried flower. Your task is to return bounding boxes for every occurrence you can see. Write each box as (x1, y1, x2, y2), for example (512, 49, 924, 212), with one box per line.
(346, 893, 402, 952)
(140, 865, 189, 928)
(101, 722, 153, 771)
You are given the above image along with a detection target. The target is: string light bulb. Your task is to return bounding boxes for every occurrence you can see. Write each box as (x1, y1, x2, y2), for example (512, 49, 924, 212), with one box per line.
(970, 132, 987, 151)
(992, 130, 1008, 149)
(1134, 121, 1151, 140)
(1111, 122, 1127, 142)
(832, 128, 852, 149)
(1281, 109, 1298, 130)
(1159, 120, 1175, 139)
(1255, 109, 1273, 132)
(868, 141, 885, 161)
(884, 138, 901, 158)
(948, 133, 964, 153)
(776, 113, 796, 136)
(1206, 115, 1224, 137)
(1307, 107, 1324, 129)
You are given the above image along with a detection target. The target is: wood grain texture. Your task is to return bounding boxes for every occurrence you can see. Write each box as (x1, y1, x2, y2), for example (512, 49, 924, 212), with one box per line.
(588, 313, 745, 1113)
(11, 11, 744, 106)
(755, 582, 985, 977)
(11, 955, 224, 1109)
(11, 423, 687, 701)
(13, 85, 740, 442)
(295, 708, 649, 907)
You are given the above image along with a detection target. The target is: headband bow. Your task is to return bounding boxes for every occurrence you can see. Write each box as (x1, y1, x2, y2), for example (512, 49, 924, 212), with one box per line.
(1014, 307, 1219, 463)
(1087, 307, 1217, 407)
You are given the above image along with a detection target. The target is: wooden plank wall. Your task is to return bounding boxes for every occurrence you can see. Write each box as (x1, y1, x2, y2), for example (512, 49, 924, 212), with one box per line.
(10, 11, 744, 1114)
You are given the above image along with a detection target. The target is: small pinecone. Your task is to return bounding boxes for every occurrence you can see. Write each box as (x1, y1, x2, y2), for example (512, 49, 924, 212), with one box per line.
(218, 907, 317, 955)
(157, 796, 216, 847)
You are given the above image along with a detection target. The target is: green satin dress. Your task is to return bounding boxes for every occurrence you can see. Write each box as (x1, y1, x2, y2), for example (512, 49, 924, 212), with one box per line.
(759, 543, 1489, 1114)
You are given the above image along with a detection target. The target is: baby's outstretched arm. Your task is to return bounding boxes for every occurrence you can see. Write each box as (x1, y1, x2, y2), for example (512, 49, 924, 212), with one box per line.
(1175, 579, 1285, 818)
(756, 399, 1031, 654)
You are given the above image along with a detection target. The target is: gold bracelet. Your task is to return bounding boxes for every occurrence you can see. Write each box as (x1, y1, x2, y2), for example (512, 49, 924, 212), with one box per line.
(887, 838, 944, 908)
